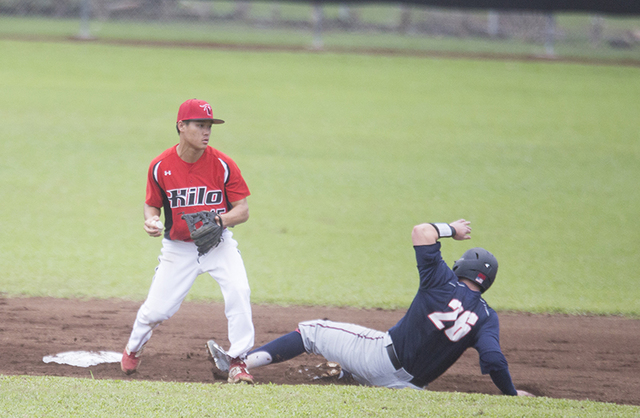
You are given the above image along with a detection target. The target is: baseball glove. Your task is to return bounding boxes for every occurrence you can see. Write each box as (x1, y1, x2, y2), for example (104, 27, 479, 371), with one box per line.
(182, 211, 224, 256)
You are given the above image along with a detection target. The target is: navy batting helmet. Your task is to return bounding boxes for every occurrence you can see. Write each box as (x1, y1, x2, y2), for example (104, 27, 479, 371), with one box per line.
(452, 247, 498, 293)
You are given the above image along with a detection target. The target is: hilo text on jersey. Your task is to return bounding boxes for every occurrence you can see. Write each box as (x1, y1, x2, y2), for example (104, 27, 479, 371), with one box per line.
(166, 187, 223, 208)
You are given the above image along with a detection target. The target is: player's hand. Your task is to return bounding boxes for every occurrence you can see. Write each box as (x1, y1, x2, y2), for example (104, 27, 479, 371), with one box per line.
(144, 216, 164, 237)
(516, 390, 534, 397)
(450, 219, 471, 240)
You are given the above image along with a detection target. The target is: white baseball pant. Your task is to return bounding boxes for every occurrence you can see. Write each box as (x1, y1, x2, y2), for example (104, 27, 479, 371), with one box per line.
(126, 229, 254, 359)
(298, 319, 421, 389)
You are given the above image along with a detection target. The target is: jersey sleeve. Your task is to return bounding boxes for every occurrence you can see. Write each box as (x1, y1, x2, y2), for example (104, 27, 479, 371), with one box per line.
(414, 243, 458, 290)
(217, 154, 250, 203)
(474, 312, 509, 374)
(481, 320, 517, 396)
(489, 368, 518, 395)
(145, 159, 164, 208)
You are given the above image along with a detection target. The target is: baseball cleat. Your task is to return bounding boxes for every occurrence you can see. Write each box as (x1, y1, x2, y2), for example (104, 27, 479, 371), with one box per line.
(206, 339, 231, 373)
(227, 359, 254, 384)
(121, 347, 142, 375)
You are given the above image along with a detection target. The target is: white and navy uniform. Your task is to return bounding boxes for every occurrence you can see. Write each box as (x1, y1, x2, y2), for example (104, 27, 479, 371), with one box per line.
(297, 242, 517, 393)
(125, 145, 254, 359)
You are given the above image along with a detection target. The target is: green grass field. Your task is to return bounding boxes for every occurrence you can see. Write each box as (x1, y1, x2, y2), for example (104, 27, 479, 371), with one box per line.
(0, 38, 639, 416)
(1, 39, 638, 313)
(1, 376, 639, 417)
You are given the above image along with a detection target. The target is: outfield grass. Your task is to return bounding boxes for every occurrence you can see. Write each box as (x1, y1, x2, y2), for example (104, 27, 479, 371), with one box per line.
(0, 41, 640, 315)
(1, 376, 639, 417)
(1, 39, 638, 315)
(1, 38, 639, 416)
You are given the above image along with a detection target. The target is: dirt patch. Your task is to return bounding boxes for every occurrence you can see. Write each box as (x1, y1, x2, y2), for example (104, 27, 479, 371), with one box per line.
(1, 297, 638, 405)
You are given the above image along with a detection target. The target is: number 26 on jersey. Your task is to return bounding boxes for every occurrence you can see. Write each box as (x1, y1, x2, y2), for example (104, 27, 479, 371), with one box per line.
(428, 299, 478, 342)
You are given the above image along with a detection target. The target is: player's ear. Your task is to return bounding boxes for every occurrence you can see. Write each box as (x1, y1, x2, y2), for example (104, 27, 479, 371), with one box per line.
(177, 120, 187, 134)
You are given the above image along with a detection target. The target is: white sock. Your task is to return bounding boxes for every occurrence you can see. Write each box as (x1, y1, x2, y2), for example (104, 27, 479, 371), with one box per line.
(245, 351, 272, 369)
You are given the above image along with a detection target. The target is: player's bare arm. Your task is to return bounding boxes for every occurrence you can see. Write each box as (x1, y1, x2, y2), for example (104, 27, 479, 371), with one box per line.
(218, 198, 249, 228)
(143, 203, 163, 237)
(411, 219, 472, 246)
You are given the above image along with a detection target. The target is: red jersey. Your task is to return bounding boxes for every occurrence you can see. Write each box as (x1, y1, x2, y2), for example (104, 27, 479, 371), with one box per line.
(146, 145, 250, 241)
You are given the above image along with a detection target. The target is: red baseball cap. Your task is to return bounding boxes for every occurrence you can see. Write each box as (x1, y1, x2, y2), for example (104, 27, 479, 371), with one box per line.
(176, 99, 225, 124)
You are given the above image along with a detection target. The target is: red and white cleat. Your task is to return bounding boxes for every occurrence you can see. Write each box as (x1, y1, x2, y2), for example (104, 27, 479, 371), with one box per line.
(227, 359, 254, 384)
(121, 347, 142, 375)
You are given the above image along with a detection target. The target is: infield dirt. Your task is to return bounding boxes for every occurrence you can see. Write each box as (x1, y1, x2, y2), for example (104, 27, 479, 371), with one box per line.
(1, 297, 639, 406)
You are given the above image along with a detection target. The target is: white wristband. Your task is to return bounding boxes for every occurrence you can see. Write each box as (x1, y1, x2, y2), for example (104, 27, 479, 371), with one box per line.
(430, 223, 456, 238)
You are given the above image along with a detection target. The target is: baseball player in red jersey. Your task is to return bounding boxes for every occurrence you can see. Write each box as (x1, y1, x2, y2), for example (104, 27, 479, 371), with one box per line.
(121, 99, 255, 384)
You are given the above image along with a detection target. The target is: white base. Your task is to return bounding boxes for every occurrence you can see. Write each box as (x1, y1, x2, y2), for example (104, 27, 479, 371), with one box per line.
(42, 351, 123, 367)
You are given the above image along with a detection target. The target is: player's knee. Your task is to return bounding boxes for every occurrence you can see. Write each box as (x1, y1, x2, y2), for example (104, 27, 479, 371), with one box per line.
(138, 306, 172, 325)
(297, 319, 327, 352)
(298, 319, 326, 328)
(224, 282, 251, 301)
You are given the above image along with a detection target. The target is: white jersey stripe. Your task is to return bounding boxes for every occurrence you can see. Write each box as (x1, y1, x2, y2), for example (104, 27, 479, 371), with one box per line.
(218, 158, 230, 184)
(153, 160, 162, 183)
